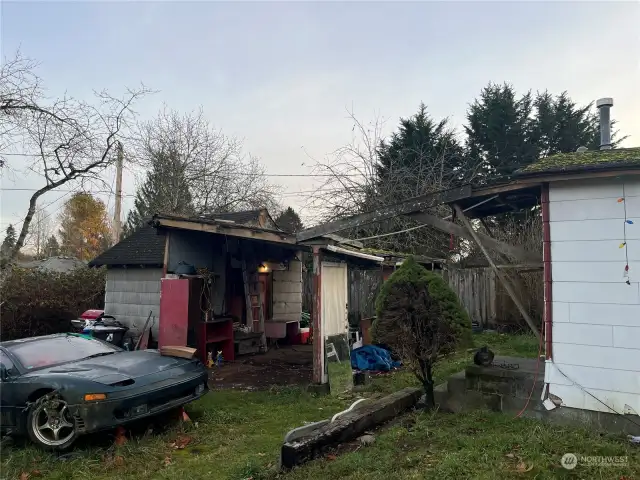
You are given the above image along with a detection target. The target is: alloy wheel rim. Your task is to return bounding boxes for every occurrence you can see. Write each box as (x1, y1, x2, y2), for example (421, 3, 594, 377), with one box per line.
(31, 398, 75, 446)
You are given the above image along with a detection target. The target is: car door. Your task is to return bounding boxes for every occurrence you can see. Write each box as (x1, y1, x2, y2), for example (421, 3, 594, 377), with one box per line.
(0, 349, 19, 430)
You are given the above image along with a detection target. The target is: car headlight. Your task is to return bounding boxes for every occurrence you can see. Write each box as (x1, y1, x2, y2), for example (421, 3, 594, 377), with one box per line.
(195, 384, 205, 395)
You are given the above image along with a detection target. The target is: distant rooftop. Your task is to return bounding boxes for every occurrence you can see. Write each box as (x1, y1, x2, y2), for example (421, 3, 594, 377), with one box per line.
(19, 256, 86, 273)
(517, 147, 640, 176)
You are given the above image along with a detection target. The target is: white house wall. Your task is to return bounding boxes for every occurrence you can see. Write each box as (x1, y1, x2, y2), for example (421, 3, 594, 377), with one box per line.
(104, 268, 163, 338)
(547, 176, 640, 414)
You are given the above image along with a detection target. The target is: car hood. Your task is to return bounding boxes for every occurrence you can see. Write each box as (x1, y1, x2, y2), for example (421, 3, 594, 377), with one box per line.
(23, 350, 194, 385)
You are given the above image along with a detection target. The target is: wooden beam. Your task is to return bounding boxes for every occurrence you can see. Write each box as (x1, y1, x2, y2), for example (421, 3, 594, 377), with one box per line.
(162, 231, 170, 277)
(153, 218, 297, 245)
(463, 168, 640, 202)
(406, 211, 541, 263)
(311, 246, 326, 384)
(454, 205, 541, 340)
(296, 185, 472, 242)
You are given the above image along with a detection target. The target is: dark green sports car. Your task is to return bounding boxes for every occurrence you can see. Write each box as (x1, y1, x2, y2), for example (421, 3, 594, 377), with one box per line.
(0, 334, 208, 450)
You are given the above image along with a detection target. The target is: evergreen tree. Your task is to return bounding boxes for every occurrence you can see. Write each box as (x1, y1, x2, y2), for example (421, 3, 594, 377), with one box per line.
(1, 224, 17, 258)
(533, 91, 607, 157)
(364, 104, 471, 257)
(465, 84, 622, 182)
(376, 103, 470, 193)
(275, 207, 304, 233)
(465, 83, 537, 181)
(44, 235, 60, 257)
(124, 147, 194, 237)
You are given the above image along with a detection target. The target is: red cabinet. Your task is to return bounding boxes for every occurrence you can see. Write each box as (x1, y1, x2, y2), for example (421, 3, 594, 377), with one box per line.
(159, 277, 234, 363)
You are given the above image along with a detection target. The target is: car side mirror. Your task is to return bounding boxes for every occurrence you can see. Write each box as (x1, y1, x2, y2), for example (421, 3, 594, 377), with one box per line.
(0, 365, 7, 381)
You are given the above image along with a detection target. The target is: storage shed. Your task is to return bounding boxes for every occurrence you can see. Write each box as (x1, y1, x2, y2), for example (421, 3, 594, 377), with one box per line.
(88, 209, 282, 340)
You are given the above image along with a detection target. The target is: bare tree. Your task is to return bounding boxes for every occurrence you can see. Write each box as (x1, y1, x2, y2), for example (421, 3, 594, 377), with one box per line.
(305, 108, 483, 258)
(133, 106, 280, 216)
(28, 205, 52, 258)
(0, 51, 150, 262)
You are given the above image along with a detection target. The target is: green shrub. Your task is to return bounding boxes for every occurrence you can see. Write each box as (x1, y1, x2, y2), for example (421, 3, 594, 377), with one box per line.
(0, 266, 106, 341)
(373, 257, 471, 407)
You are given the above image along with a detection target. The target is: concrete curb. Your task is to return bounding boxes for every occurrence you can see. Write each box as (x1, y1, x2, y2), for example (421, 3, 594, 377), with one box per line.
(281, 387, 422, 469)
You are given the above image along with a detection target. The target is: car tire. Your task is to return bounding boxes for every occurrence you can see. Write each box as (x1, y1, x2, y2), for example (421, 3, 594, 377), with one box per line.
(26, 393, 78, 451)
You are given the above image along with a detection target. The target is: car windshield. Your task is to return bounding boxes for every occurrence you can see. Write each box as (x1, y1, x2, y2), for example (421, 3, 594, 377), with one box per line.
(7, 335, 119, 370)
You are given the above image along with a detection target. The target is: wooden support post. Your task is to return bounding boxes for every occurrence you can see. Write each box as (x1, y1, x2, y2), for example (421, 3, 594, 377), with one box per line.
(454, 205, 541, 340)
(312, 246, 326, 384)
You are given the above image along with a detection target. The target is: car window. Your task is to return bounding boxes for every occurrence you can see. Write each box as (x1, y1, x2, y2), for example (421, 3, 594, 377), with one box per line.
(6, 335, 119, 370)
(0, 351, 16, 375)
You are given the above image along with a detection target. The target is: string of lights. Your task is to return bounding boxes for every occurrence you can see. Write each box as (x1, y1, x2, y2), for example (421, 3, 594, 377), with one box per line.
(618, 183, 633, 285)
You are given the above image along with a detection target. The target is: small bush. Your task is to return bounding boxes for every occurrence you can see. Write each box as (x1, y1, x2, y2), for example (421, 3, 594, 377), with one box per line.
(0, 266, 106, 341)
(373, 257, 471, 407)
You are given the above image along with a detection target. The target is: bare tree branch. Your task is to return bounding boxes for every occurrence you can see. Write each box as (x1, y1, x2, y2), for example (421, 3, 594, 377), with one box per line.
(0, 51, 151, 263)
(131, 106, 280, 215)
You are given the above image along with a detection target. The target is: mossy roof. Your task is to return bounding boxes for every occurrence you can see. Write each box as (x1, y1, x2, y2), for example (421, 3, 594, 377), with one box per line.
(517, 147, 640, 176)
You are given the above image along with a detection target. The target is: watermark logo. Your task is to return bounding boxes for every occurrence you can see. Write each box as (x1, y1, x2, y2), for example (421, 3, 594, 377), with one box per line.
(561, 453, 578, 470)
(561, 453, 628, 469)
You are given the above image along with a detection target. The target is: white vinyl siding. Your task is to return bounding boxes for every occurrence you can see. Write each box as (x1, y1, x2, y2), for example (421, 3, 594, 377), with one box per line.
(547, 177, 640, 414)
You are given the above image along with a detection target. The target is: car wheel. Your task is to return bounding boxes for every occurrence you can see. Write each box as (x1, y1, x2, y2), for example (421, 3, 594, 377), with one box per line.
(27, 394, 78, 451)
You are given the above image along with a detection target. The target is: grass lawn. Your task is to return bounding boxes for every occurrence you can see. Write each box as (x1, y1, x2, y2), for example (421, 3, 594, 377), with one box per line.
(2, 332, 638, 480)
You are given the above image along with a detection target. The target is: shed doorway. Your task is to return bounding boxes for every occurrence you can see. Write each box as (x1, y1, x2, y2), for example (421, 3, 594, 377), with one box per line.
(321, 261, 348, 339)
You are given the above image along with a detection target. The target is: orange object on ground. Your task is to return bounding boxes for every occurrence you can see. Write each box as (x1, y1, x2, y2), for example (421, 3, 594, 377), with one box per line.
(180, 408, 191, 423)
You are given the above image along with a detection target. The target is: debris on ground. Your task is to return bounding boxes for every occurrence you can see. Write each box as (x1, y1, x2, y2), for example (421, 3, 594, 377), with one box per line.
(114, 426, 127, 446)
(170, 434, 192, 450)
(208, 345, 313, 390)
(358, 434, 376, 446)
(19, 471, 42, 480)
(629, 435, 640, 445)
(179, 407, 192, 423)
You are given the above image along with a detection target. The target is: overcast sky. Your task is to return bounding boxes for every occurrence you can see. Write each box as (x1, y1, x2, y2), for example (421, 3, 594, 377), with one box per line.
(1, 1, 639, 239)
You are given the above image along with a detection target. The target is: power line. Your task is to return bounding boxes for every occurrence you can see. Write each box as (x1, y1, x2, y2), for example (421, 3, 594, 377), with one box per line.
(1, 153, 362, 177)
(0, 187, 340, 197)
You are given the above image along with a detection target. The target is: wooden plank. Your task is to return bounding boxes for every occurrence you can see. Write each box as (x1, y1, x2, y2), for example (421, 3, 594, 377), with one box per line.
(454, 205, 541, 340)
(160, 346, 197, 359)
(154, 217, 296, 245)
(296, 185, 472, 242)
(408, 211, 541, 263)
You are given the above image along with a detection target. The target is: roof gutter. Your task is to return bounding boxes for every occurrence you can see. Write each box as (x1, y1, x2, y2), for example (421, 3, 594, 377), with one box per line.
(324, 245, 384, 263)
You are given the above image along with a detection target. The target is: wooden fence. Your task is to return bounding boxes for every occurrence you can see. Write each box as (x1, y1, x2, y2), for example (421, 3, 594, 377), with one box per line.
(442, 267, 543, 330)
(302, 265, 542, 332)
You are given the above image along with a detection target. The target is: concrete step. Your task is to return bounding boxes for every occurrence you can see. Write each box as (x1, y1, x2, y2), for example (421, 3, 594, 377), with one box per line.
(447, 371, 467, 396)
(434, 382, 449, 411)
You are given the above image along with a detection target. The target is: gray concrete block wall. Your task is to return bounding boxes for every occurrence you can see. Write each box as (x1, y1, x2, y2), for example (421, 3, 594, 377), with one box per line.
(104, 268, 163, 338)
(272, 259, 302, 323)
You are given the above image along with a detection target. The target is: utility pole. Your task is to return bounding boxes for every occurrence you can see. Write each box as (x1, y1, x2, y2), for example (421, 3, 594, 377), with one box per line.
(113, 141, 124, 242)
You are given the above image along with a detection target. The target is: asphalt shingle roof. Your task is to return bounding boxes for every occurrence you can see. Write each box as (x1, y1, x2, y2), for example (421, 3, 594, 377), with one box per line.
(88, 210, 270, 267)
(88, 225, 165, 267)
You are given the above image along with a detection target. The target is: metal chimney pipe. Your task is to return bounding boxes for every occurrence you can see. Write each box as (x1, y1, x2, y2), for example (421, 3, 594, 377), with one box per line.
(596, 97, 614, 150)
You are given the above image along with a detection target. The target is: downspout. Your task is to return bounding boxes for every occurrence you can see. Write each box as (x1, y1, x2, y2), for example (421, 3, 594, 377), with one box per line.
(541, 183, 553, 360)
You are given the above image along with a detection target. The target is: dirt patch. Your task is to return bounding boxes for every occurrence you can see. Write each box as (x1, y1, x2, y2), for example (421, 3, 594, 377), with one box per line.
(207, 345, 313, 390)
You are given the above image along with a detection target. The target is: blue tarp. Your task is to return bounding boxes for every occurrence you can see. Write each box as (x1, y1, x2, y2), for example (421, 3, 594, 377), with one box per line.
(350, 345, 401, 372)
